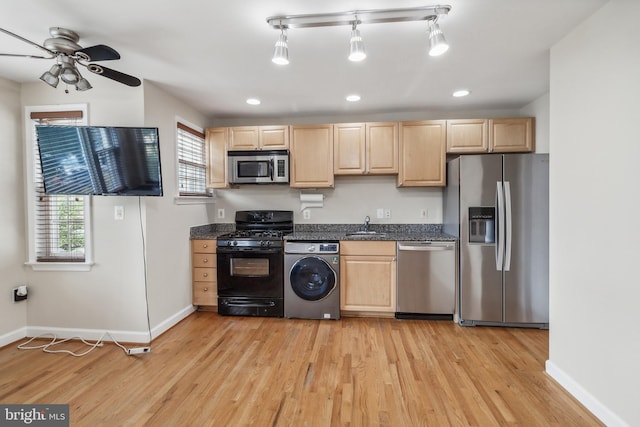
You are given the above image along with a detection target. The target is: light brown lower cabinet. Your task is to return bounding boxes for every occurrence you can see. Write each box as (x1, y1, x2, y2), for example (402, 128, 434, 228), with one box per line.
(340, 241, 397, 316)
(191, 239, 217, 308)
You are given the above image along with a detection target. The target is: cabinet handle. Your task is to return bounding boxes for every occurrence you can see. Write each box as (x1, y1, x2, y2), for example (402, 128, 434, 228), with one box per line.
(203, 273, 208, 277)
(203, 258, 208, 263)
(203, 244, 208, 248)
(203, 288, 208, 292)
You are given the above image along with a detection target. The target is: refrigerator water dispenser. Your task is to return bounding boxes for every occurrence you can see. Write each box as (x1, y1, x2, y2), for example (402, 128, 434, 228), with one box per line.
(468, 207, 495, 244)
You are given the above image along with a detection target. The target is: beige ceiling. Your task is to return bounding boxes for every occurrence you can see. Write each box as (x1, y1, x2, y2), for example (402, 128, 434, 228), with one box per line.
(0, 0, 607, 119)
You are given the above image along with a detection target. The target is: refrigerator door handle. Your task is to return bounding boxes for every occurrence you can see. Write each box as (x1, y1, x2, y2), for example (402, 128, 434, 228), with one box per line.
(495, 181, 504, 270)
(504, 181, 512, 271)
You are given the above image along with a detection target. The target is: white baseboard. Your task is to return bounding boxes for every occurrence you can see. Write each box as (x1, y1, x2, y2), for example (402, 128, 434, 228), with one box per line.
(0, 326, 28, 348)
(150, 305, 196, 340)
(2, 305, 196, 347)
(546, 359, 629, 427)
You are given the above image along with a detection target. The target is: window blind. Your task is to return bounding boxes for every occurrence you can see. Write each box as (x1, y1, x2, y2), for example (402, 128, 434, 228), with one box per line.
(177, 123, 207, 196)
(31, 111, 86, 262)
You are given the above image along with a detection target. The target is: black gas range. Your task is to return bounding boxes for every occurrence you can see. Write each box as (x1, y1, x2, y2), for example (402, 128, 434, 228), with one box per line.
(216, 210, 293, 317)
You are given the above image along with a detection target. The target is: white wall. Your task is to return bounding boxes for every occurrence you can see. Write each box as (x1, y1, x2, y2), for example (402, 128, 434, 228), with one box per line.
(17, 78, 209, 341)
(0, 77, 28, 346)
(142, 81, 209, 332)
(547, 1, 640, 426)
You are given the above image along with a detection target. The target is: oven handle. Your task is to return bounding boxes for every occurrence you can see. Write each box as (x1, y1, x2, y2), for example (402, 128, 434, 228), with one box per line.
(221, 299, 276, 307)
(217, 247, 282, 254)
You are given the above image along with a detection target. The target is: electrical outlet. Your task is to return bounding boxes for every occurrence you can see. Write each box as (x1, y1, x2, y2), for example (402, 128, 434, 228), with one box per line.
(114, 205, 124, 220)
(376, 208, 384, 219)
(303, 209, 311, 220)
(384, 208, 391, 219)
(217, 208, 225, 219)
(420, 209, 428, 219)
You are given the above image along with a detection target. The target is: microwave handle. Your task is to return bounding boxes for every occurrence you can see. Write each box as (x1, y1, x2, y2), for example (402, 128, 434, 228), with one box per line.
(269, 158, 274, 181)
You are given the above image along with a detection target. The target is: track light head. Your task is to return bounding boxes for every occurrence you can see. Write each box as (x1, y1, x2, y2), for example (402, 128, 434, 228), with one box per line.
(427, 20, 449, 56)
(272, 28, 289, 65)
(348, 22, 366, 62)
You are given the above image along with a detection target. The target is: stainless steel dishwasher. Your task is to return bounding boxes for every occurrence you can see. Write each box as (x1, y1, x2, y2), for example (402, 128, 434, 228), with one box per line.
(396, 241, 457, 320)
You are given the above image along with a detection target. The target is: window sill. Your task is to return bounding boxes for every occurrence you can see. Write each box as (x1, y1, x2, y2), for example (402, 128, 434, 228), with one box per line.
(25, 261, 95, 272)
(174, 195, 216, 205)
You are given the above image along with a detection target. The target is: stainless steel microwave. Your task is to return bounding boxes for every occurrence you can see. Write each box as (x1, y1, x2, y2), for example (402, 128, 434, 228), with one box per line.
(228, 150, 289, 184)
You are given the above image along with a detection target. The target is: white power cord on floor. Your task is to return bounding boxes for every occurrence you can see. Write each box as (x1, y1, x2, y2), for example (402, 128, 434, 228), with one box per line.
(17, 331, 144, 357)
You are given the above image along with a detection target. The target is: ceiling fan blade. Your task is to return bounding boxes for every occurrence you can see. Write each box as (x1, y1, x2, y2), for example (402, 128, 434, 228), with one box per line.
(0, 27, 55, 57)
(87, 64, 141, 87)
(0, 52, 51, 59)
(75, 44, 120, 61)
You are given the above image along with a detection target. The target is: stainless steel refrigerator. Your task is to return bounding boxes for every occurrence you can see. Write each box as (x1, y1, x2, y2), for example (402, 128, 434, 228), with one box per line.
(444, 154, 549, 328)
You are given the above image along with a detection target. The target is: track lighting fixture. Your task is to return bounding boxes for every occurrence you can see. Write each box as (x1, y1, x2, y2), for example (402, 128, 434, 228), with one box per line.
(427, 20, 449, 56)
(348, 21, 366, 62)
(267, 4, 451, 64)
(272, 27, 289, 65)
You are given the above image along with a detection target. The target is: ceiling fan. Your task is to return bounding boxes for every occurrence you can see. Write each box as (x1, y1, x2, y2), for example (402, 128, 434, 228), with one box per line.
(0, 26, 141, 91)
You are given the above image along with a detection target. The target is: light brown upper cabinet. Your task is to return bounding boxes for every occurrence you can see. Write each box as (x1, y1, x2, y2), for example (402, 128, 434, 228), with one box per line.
(397, 120, 447, 187)
(228, 125, 289, 150)
(334, 122, 398, 175)
(489, 118, 534, 152)
(446, 117, 534, 154)
(446, 119, 488, 153)
(206, 127, 228, 188)
(290, 124, 334, 188)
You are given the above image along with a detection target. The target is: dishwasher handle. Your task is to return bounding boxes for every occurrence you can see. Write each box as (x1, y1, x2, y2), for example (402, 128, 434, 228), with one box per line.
(397, 242, 455, 252)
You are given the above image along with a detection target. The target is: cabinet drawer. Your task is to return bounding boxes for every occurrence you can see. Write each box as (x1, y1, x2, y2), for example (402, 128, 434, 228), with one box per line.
(340, 240, 396, 256)
(193, 282, 217, 306)
(193, 267, 216, 282)
(192, 239, 216, 253)
(193, 253, 216, 268)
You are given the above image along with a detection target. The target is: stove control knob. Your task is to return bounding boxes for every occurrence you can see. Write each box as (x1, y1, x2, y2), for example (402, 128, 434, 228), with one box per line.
(233, 241, 238, 246)
(307, 245, 316, 252)
(226, 241, 232, 247)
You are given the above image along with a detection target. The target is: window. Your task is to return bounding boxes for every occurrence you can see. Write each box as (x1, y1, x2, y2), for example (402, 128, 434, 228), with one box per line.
(26, 105, 92, 271)
(176, 121, 208, 196)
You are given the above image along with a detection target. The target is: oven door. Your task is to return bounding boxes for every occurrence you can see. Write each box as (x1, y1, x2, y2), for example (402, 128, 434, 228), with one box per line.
(217, 248, 283, 299)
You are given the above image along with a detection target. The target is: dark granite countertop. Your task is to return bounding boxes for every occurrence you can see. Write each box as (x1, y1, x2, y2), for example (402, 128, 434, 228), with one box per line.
(190, 223, 456, 242)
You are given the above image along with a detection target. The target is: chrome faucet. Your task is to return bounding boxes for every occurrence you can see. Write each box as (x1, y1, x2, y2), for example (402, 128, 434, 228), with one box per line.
(363, 215, 370, 232)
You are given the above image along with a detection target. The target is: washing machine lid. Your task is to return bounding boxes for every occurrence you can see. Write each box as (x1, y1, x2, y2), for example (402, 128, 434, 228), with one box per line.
(289, 257, 336, 301)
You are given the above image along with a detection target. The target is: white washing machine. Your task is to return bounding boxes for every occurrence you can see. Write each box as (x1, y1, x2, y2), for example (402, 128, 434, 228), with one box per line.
(284, 241, 340, 319)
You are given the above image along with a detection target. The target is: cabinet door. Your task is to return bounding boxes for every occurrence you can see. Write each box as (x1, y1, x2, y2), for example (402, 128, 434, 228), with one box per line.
(340, 241, 397, 314)
(340, 255, 396, 313)
(259, 125, 289, 149)
(489, 118, 534, 152)
(206, 128, 228, 188)
(290, 125, 334, 188)
(397, 120, 446, 187)
(229, 127, 259, 150)
(367, 122, 398, 174)
(446, 119, 488, 153)
(334, 123, 366, 175)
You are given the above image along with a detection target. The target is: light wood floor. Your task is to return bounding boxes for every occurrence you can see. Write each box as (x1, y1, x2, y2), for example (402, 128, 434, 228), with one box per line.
(1, 312, 602, 426)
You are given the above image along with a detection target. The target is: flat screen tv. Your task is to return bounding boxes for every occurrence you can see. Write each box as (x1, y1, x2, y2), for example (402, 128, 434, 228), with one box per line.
(36, 125, 163, 196)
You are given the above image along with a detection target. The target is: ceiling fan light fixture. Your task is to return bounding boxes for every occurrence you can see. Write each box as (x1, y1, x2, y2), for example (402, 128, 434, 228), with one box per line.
(428, 20, 449, 57)
(272, 29, 289, 65)
(348, 22, 366, 62)
(75, 76, 92, 91)
(39, 63, 61, 88)
(59, 56, 80, 84)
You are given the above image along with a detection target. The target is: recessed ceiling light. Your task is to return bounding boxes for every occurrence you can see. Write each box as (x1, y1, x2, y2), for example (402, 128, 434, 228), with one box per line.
(346, 94, 361, 102)
(452, 89, 470, 97)
(246, 98, 261, 105)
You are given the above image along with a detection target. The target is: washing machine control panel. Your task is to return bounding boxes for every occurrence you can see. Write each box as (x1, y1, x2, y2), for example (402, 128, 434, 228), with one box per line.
(285, 242, 339, 255)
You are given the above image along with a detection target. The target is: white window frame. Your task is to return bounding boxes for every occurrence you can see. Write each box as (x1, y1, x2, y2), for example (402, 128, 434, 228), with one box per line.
(174, 116, 215, 205)
(24, 104, 94, 271)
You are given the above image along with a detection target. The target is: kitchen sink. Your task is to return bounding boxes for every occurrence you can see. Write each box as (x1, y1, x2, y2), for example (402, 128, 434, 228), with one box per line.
(345, 231, 388, 238)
